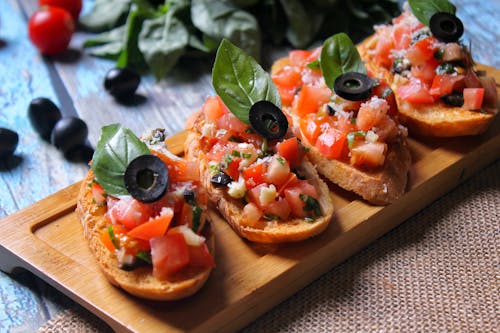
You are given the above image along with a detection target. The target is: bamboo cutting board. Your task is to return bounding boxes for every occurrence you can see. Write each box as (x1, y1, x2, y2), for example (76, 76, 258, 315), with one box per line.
(0, 65, 499, 333)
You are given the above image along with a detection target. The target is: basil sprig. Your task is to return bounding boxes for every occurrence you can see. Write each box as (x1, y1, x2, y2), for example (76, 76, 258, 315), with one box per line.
(91, 124, 150, 197)
(212, 39, 281, 125)
(320, 33, 366, 90)
(408, 0, 456, 26)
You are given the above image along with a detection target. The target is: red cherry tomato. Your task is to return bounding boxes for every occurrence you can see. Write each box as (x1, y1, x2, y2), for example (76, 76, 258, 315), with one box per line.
(28, 7, 75, 55)
(39, 0, 82, 20)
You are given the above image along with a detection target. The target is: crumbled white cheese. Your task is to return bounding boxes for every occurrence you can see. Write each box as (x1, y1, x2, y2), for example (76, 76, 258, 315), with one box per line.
(366, 130, 379, 143)
(259, 184, 277, 206)
(168, 225, 205, 246)
(227, 177, 246, 199)
(201, 123, 216, 137)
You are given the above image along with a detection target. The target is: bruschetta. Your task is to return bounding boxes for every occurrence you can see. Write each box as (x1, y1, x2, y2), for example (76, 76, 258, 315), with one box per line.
(271, 33, 412, 205)
(76, 125, 215, 300)
(357, 1, 498, 137)
(185, 39, 334, 243)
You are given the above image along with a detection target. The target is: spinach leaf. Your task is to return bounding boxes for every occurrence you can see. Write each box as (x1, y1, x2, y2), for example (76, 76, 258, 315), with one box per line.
(91, 124, 150, 197)
(138, 11, 189, 80)
(212, 39, 281, 125)
(320, 32, 366, 90)
(408, 0, 456, 26)
(279, 0, 323, 48)
(191, 0, 261, 60)
(80, 0, 132, 33)
(83, 25, 126, 60)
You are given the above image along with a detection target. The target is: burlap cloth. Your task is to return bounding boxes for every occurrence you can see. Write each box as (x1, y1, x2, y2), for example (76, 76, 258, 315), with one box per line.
(38, 159, 499, 333)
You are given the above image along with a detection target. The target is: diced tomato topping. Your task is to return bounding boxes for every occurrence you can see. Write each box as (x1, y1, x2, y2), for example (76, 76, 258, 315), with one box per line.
(373, 117, 398, 142)
(106, 196, 152, 230)
(372, 80, 397, 115)
(292, 85, 331, 117)
(127, 207, 174, 241)
(151, 150, 200, 182)
(241, 203, 263, 226)
(206, 141, 239, 162)
(300, 114, 331, 144)
(405, 36, 439, 65)
(430, 74, 465, 98)
(315, 128, 347, 160)
(462, 88, 484, 110)
(410, 57, 439, 83)
(188, 243, 215, 269)
(91, 181, 106, 206)
(202, 95, 226, 123)
(262, 197, 291, 221)
(150, 233, 190, 280)
(217, 113, 249, 134)
(392, 24, 412, 50)
(374, 35, 394, 68)
(289, 50, 312, 67)
(225, 159, 241, 181)
(272, 67, 302, 89)
(277, 172, 299, 195)
(100, 228, 116, 252)
(284, 180, 318, 218)
(277, 137, 305, 168)
(248, 183, 269, 209)
(356, 97, 389, 131)
(265, 156, 291, 188)
(243, 163, 267, 189)
(278, 86, 298, 107)
(397, 79, 435, 104)
(350, 142, 387, 168)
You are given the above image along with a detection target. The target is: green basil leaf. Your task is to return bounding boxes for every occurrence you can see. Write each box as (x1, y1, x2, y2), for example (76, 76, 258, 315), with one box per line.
(191, 0, 261, 60)
(138, 11, 189, 80)
(212, 39, 281, 125)
(408, 0, 456, 26)
(80, 0, 132, 33)
(320, 32, 366, 90)
(91, 124, 150, 197)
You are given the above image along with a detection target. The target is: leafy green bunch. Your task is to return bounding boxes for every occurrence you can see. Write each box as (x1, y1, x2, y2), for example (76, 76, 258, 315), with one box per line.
(81, 0, 400, 79)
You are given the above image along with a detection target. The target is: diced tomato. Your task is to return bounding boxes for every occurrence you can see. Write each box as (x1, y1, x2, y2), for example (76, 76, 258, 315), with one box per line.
(106, 196, 152, 230)
(372, 80, 398, 115)
(292, 85, 331, 117)
(374, 35, 394, 68)
(243, 163, 267, 189)
(350, 142, 387, 168)
(405, 36, 439, 65)
(277, 137, 305, 168)
(289, 50, 312, 67)
(373, 117, 398, 142)
(306, 47, 321, 63)
(278, 86, 298, 107)
(151, 150, 199, 182)
(410, 57, 439, 83)
(241, 203, 263, 227)
(430, 74, 465, 98)
(248, 183, 269, 209)
(91, 181, 106, 206)
(205, 141, 239, 162)
(397, 79, 435, 104)
(202, 95, 226, 123)
(315, 128, 347, 160)
(127, 207, 174, 241)
(462, 88, 484, 110)
(225, 159, 241, 181)
(188, 243, 215, 269)
(262, 197, 291, 221)
(356, 97, 389, 131)
(392, 24, 412, 50)
(284, 180, 318, 218)
(265, 156, 291, 188)
(150, 233, 190, 280)
(217, 113, 249, 134)
(277, 172, 299, 195)
(300, 114, 331, 144)
(272, 67, 302, 89)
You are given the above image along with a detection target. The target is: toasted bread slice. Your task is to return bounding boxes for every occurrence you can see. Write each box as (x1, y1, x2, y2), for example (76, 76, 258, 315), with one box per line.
(76, 171, 214, 301)
(185, 113, 334, 243)
(357, 31, 498, 137)
(271, 56, 412, 205)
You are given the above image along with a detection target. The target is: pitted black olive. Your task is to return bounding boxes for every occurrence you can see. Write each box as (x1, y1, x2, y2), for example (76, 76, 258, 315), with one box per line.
(124, 155, 169, 203)
(430, 12, 464, 43)
(440, 93, 464, 107)
(210, 171, 233, 187)
(51, 117, 88, 153)
(0, 128, 19, 159)
(248, 101, 288, 140)
(334, 72, 373, 101)
(104, 67, 141, 99)
(28, 97, 62, 140)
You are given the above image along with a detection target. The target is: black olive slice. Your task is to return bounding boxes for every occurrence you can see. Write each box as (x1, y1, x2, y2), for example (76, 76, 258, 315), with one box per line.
(334, 72, 373, 101)
(430, 12, 464, 43)
(440, 92, 464, 107)
(124, 155, 169, 203)
(210, 171, 233, 187)
(248, 101, 288, 140)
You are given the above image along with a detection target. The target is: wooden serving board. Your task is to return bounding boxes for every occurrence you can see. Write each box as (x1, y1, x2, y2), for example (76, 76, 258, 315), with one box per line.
(1, 66, 499, 333)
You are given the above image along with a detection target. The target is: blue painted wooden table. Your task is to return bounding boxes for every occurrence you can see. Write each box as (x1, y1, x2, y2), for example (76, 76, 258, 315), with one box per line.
(0, 0, 498, 332)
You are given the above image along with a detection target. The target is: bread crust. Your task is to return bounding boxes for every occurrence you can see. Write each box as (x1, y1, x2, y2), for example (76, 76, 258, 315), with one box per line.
(184, 121, 334, 243)
(76, 171, 214, 301)
(357, 35, 498, 137)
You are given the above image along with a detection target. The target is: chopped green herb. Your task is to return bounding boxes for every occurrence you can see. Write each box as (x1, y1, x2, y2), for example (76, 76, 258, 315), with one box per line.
(299, 194, 321, 216)
(263, 214, 281, 221)
(136, 251, 152, 264)
(381, 88, 393, 99)
(304, 217, 316, 222)
(261, 138, 268, 153)
(192, 205, 203, 232)
(231, 150, 241, 157)
(434, 48, 444, 60)
(347, 131, 366, 148)
(277, 157, 286, 165)
(209, 164, 220, 175)
(242, 152, 252, 159)
(306, 59, 320, 69)
(108, 225, 119, 249)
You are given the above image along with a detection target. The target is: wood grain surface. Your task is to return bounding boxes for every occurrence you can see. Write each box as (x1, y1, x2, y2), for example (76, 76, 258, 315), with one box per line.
(0, 0, 499, 332)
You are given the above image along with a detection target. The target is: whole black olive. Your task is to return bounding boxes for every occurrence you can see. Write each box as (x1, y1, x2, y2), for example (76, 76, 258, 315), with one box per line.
(0, 128, 19, 159)
(440, 92, 464, 107)
(210, 171, 233, 187)
(104, 67, 141, 99)
(51, 117, 88, 153)
(124, 155, 169, 203)
(334, 72, 373, 101)
(28, 97, 62, 140)
(64, 144, 95, 163)
(429, 12, 464, 43)
(248, 101, 288, 140)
